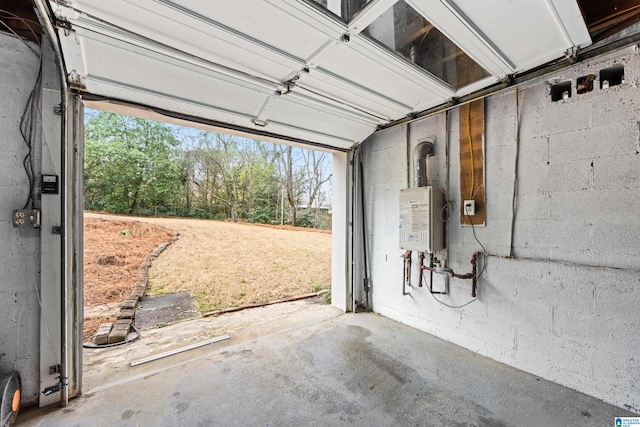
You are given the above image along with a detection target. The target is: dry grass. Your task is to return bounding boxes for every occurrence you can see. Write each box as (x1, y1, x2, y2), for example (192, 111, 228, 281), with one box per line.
(146, 218, 332, 313)
(83, 213, 332, 339)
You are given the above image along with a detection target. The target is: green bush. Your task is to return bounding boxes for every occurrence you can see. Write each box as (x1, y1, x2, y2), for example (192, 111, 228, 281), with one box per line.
(248, 206, 275, 224)
(296, 211, 315, 228)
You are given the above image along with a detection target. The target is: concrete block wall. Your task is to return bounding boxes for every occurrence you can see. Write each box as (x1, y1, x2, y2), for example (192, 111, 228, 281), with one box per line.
(0, 33, 43, 406)
(360, 46, 640, 412)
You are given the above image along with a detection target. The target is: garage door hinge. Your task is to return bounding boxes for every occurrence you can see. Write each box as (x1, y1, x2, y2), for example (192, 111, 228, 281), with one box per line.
(67, 71, 87, 91)
(565, 46, 579, 64)
(54, 13, 73, 33)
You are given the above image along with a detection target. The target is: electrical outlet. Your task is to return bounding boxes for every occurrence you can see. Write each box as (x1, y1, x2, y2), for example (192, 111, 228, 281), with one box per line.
(13, 209, 41, 228)
(464, 200, 475, 216)
(13, 210, 25, 226)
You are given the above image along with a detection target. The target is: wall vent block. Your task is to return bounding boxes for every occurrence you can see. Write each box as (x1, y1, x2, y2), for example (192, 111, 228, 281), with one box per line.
(576, 74, 595, 94)
(551, 81, 572, 101)
(600, 65, 624, 89)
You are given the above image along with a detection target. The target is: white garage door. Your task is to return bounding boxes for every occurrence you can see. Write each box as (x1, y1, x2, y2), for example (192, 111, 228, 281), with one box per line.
(49, 0, 590, 150)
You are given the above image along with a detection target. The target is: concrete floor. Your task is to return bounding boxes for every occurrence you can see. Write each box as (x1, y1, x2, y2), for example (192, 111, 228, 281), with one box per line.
(19, 300, 634, 426)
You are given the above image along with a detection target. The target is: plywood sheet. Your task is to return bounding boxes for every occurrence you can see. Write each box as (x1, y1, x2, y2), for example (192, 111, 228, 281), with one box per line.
(459, 99, 485, 226)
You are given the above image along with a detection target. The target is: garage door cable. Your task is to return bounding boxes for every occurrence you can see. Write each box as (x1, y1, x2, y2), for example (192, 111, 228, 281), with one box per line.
(358, 149, 371, 312)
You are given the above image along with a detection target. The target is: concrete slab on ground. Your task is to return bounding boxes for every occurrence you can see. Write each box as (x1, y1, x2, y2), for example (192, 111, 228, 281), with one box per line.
(19, 300, 636, 426)
(135, 292, 201, 329)
(81, 297, 334, 393)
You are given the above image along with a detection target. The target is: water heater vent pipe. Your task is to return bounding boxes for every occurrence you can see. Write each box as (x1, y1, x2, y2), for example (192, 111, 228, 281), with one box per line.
(413, 140, 434, 188)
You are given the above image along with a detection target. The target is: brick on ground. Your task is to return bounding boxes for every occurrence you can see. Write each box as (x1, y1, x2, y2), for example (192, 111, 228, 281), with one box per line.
(108, 319, 132, 344)
(118, 308, 135, 319)
(94, 323, 113, 345)
(121, 296, 139, 310)
(133, 284, 146, 298)
(151, 242, 169, 257)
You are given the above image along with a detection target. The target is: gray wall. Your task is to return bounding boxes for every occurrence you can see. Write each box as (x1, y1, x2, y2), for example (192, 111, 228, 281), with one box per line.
(0, 33, 43, 406)
(360, 46, 640, 412)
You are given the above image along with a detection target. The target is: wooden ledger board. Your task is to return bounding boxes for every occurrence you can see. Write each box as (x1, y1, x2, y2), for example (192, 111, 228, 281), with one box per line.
(459, 99, 485, 226)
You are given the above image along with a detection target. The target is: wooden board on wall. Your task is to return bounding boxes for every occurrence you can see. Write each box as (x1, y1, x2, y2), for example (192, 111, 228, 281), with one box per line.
(459, 99, 485, 226)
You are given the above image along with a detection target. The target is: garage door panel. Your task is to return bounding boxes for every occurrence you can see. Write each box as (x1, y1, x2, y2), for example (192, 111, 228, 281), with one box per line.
(448, 0, 574, 69)
(547, 0, 592, 47)
(268, 96, 377, 138)
(84, 79, 358, 150)
(300, 73, 412, 121)
(65, 1, 304, 82)
(165, 0, 341, 62)
(315, 41, 450, 109)
(80, 36, 271, 118)
(263, 122, 357, 150)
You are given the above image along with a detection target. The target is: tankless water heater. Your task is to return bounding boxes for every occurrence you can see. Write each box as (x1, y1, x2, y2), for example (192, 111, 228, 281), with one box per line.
(399, 187, 444, 253)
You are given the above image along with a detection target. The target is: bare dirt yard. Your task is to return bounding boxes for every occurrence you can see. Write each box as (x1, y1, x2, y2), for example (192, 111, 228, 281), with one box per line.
(83, 213, 332, 339)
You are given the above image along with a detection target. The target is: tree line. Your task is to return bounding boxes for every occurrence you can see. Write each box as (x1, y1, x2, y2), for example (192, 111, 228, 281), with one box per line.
(84, 111, 332, 228)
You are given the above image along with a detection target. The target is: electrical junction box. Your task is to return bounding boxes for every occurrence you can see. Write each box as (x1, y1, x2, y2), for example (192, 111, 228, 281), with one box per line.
(399, 187, 445, 253)
(13, 209, 41, 228)
(41, 174, 59, 194)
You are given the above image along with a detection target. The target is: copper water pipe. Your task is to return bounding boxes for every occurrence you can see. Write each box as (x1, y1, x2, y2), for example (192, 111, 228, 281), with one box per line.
(420, 252, 479, 297)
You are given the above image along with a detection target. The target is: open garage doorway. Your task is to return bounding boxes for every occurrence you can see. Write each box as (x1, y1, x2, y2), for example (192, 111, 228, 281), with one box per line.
(78, 102, 348, 391)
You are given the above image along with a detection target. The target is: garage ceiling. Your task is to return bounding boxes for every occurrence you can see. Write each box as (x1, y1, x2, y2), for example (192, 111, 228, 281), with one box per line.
(48, 0, 591, 150)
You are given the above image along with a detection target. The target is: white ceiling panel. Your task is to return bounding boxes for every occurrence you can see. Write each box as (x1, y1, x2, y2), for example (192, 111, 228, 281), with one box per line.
(48, 0, 591, 150)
